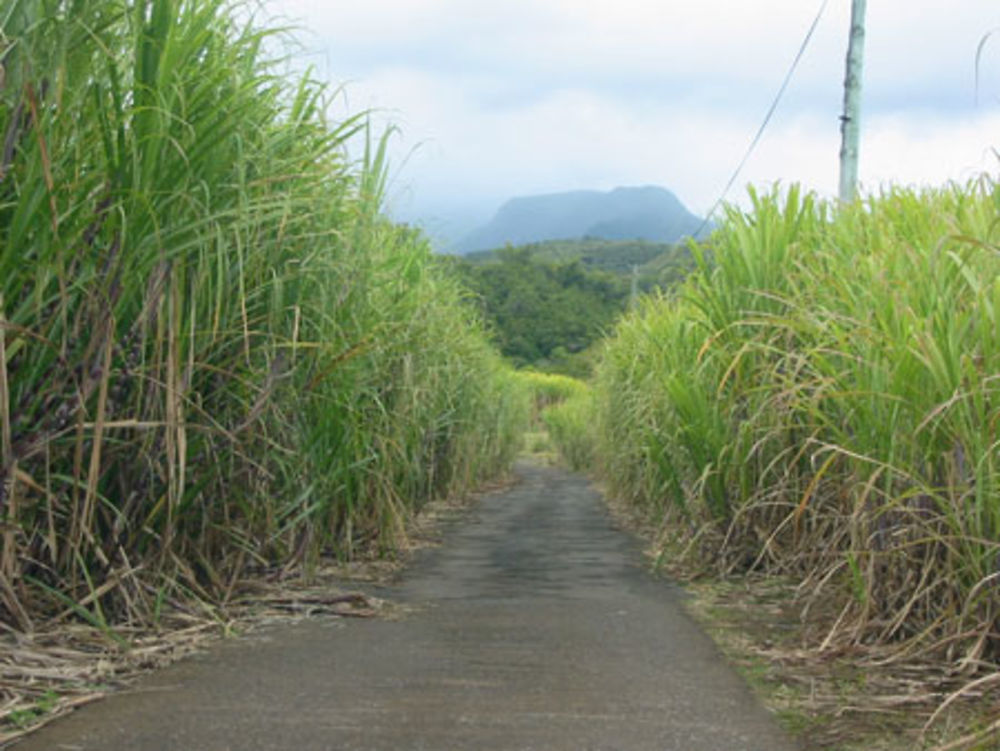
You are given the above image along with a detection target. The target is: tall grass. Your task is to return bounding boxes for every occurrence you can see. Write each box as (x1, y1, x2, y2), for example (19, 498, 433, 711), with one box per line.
(514, 370, 588, 414)
(0, 0, 528, 632)
(510, 370, 594, 468)
(593, 183, 1000, 662)
(540, 386, 595, 472)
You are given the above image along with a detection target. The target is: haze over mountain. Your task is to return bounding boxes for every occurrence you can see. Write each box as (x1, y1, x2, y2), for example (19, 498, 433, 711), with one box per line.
(453, 186, 708, 254)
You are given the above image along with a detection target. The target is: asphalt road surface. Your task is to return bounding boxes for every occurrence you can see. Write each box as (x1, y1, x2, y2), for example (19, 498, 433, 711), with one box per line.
(14, 462, 797, 751)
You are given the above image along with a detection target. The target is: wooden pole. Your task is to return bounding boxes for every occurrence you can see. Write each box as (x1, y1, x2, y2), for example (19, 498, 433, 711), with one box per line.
(839, 0, 867, 202)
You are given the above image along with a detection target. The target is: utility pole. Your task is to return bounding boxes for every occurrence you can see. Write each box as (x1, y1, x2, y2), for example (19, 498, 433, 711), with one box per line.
(839, 0, 867, 202)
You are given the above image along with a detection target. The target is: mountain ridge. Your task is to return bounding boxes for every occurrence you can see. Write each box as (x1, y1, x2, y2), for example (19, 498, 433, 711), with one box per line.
(454, 185, 707, 254)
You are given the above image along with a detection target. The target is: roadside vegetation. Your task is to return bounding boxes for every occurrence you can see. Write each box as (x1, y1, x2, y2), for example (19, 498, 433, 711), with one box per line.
(538, 382, 594, 472)
(0, 0, 529, 734)
(547, 184, 1000, 749)
(514, 370, 588, 412)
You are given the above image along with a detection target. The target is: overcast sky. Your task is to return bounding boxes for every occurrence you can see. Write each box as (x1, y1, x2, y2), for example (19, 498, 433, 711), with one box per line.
(263, 0, 1000, 241)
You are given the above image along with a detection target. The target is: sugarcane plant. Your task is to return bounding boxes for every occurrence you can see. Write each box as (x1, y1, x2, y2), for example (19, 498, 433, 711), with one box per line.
(0, 0, 529, 634)
(574, 183, 1000, 665)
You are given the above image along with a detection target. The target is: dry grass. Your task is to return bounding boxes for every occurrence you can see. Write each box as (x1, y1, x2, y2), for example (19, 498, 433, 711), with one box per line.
(0, 469, 530, 746)
(573, 185, 1000, 749)
(681, 575, 1000, 751)
(0, 563, 393, 746)
(601, 488, 1000, 751)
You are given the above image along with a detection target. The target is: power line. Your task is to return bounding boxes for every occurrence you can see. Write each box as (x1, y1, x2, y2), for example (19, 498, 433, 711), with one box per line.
(693, 0, 830, 238)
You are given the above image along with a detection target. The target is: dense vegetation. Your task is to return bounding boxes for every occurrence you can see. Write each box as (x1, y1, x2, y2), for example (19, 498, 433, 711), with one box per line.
(0, 0, 529, 639)
(443, 248, 626, 374)
(463, 236, 694, 280)
(444, 239, 696, 374)
(547, 185, 1000, 677)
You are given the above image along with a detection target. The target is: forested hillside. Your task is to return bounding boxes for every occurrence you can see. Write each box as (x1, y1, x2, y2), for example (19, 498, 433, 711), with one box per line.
(443, 248, 626, 375)
(444, 238, 698, 374)
(463, 236, 694, 279)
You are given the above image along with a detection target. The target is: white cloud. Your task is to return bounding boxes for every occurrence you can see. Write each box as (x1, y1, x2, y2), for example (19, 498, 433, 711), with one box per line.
(861, 112, 1000, 190)
(264, 0, 1000, 235)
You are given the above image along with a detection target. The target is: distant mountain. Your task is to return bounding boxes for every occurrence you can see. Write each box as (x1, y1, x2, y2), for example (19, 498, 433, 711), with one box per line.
(454, 186, 708, 254)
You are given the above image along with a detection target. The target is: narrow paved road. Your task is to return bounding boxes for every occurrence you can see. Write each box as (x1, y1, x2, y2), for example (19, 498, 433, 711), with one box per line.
(15, 463, 797, 751)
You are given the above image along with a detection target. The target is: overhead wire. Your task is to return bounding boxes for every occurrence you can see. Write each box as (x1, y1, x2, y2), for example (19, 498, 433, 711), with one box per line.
(693, 0, 831, 238)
